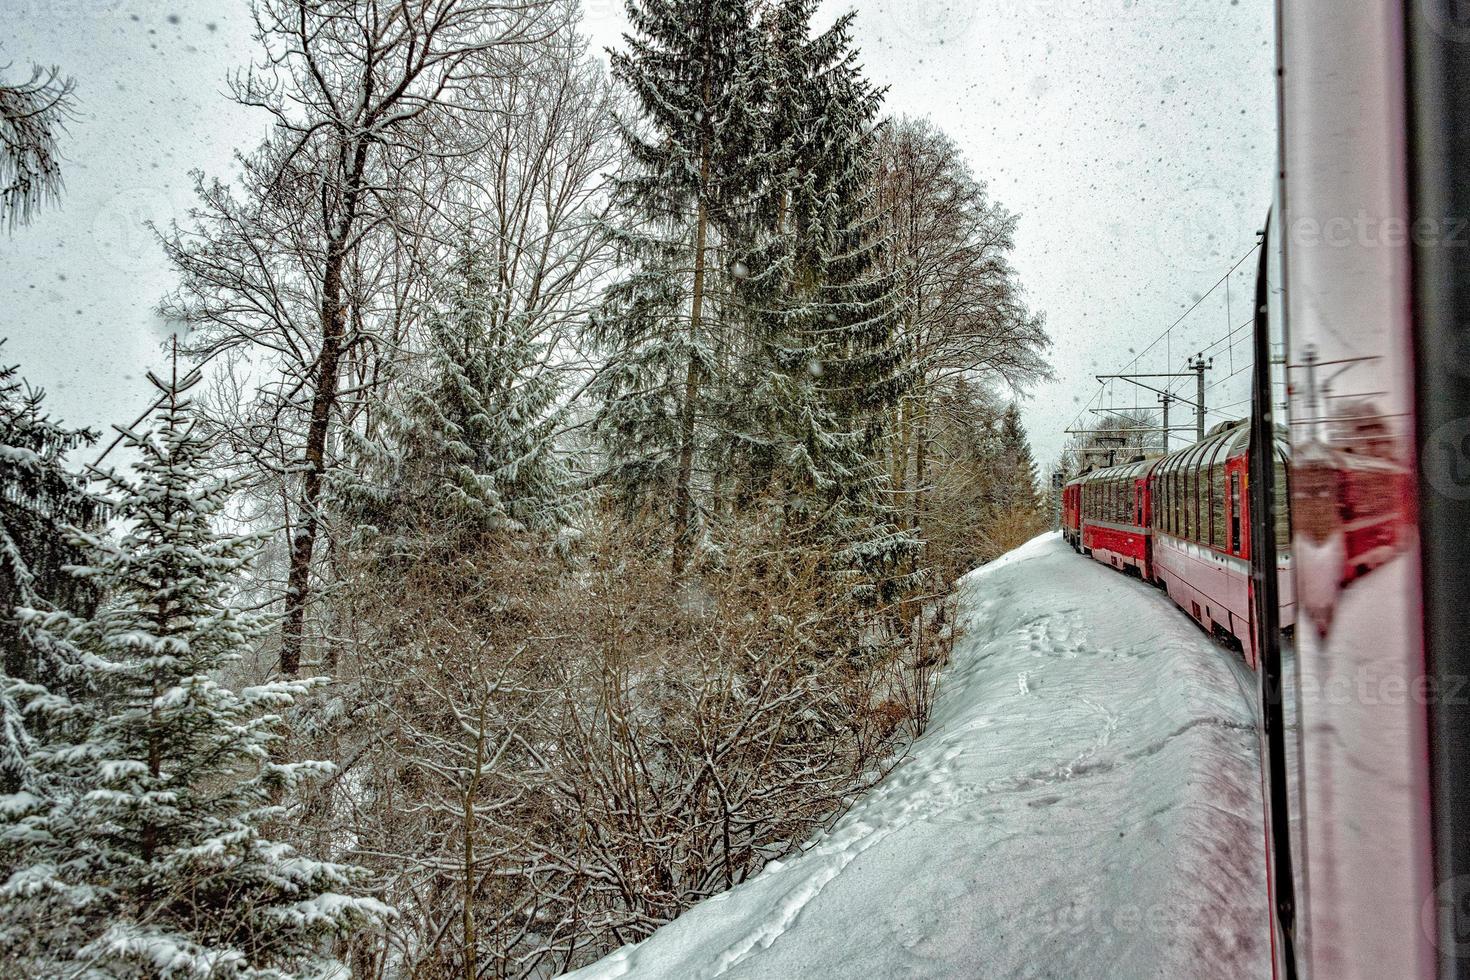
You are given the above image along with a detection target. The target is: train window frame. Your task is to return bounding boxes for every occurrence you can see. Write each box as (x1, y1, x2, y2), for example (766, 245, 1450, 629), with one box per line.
(1177, 451, 1189, 536)
(1172, 453, 1184, 535)
(1199, 441, 1216, 542)
(1156, 466, 1164, 531)
(1160, 457, 1171, 533)
(1179, 453, 1189, 539)
(1163, 455, 1174, 535)
(1209, 437, 1230, 550)
(1150, 467, 1160, 530)
(1184, 447, 1196, 541)
(1197, 440, 1215, 541)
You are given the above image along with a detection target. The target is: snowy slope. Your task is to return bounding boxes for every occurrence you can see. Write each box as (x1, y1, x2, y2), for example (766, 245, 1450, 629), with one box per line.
(562, 533, 1272, 979)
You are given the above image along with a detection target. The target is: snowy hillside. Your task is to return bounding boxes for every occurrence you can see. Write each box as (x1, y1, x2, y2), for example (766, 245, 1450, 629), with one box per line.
(564, 533, 1270, 979)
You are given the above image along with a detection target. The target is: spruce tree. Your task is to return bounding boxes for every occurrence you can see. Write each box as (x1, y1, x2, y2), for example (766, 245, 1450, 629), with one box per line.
(734, 0, 917, 598)
(0, 353, 102, 792)
(0, 365, 388, 977)
(348, 242, 579, 561)
(995, 403, 1042, 514)
(592, 0, 768, 574)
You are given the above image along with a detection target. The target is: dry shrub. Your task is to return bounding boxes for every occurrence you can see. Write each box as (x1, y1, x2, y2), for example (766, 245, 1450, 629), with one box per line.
(300, 512, 951, 978)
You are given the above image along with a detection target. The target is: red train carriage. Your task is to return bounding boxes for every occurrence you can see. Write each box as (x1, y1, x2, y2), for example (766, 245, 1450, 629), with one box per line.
(1063, 420, 1296, 669)
(1061, 481, 1081, 551)
(1148, 423, 1296, 669)
(1075, 457, 1153, 577)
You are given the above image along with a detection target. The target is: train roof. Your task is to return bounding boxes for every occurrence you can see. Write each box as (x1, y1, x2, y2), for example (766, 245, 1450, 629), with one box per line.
(1063, 420, 1289, 489)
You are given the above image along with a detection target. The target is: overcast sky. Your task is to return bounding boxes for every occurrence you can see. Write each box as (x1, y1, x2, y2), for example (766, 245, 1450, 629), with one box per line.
(4, 0, 1275, 469)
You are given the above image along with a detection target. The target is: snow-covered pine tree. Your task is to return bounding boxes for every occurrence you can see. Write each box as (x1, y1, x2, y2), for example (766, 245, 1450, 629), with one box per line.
(733, 0, 918, 599)
(592, 0, 768, 575)
(995, 402, 1042, 514)
(345, 240, 580, 560)
(0, 364, 389, 977)
(0, 353, 102, 793)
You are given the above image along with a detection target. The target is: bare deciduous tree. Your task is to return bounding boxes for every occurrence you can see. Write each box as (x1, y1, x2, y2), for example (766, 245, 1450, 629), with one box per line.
(873, 117, 1051, 542)
(162, 0, 573, 674)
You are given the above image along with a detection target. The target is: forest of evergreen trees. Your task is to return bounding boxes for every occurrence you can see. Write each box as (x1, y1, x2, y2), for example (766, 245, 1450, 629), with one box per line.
(1, 1, 1051, 975)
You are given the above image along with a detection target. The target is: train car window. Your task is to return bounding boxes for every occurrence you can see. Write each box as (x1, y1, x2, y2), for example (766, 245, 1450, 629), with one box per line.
(1180, 453, 1191, 537)
(1182, 459, 1192, 540)
(1156, 469, 1165, 531)
(1161, 462, 1170, 533)
(1171, 459, 1181, 537)
(1160, 462, 1169, 534)
(1181, 455, 1193, 540)
(1197, 442, 1214, 542)
(1199, 453, 1209, 543)
(1211, 459, 1227, 550)
(1229, 470, 1242, 554)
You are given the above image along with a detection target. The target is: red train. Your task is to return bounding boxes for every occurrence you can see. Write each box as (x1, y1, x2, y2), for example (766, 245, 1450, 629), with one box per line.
(1061, 422, 1296, 668)
(1061, 426, 1413, 668)
(1056, 2, 1470, 975)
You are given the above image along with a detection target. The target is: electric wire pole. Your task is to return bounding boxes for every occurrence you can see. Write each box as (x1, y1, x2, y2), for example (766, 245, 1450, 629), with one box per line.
(1189, 355, 1214, 441)
(1094, 361, 1213, 448)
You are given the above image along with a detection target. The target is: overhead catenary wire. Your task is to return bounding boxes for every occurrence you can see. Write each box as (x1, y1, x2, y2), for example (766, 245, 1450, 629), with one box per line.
(1061, 242, 1263, 458)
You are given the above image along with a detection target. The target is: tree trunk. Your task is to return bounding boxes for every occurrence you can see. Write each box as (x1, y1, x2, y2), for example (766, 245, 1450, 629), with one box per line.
(913, 396, 927, 532)
(280, 138, 368, 676)
(671, 155, 711, 579)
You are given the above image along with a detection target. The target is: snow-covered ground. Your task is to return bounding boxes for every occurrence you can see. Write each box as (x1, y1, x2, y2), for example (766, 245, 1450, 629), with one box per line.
(564, 532, 1270, 979)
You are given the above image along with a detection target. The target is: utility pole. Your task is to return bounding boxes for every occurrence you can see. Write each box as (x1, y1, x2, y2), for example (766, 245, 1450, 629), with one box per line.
(1189, 355, 1214, 441)
(1159, 393, 1173, 453)
(1094, 369, 1209, 446)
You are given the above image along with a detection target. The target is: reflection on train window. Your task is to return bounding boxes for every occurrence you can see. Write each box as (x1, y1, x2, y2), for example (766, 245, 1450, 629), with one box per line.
(1274, 451, 1291, 555)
